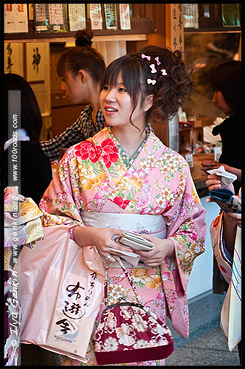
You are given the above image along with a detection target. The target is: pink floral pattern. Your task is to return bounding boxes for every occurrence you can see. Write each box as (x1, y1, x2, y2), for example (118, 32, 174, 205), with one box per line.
(75, 137, 119, 168)
(113, 196, 130, 209)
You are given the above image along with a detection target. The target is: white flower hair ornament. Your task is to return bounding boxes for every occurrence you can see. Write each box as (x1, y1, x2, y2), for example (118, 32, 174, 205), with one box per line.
(141, 53, 151, 61)
(149, 64, 157, 73)
(147, 79, 156, 85)
(155, 57, 161, 66)
(161, 69, 168, 76)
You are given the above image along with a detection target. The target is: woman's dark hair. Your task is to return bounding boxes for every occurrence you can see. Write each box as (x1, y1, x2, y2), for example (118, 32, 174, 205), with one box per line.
(57, 29, 106, 83)
(4, 73, 42, 143)
(100, 45, 193, 127)
(210, 61, 241, 112)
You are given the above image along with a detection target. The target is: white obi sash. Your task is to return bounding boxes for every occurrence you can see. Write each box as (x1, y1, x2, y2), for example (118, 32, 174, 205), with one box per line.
(81, 211, 166, 267)
(81, 211, 166, 238)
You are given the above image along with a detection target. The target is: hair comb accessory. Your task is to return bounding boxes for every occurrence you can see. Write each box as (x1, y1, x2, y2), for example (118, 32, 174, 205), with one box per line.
(147, 79, 156, 85)
(155, 57, 161, 65)
(149, 64, 157, 73)
(141, 53, 151, 61)
(161, 69, 168, 76)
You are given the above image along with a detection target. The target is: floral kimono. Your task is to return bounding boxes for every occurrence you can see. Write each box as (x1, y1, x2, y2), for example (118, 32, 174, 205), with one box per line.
(39, 127, 207, 366)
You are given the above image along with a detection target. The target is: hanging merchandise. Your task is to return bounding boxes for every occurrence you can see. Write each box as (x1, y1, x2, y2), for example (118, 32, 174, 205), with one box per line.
(89, 4, 103, 30)
(34, 4, 48, 32)
(4, 4, 28, 33)
(48, 4, 66, 32)
(119, 4, 131, 30)
(104, 4, 117, 30)
(34, 4, 66, 32)
(68, 4, 86, 31)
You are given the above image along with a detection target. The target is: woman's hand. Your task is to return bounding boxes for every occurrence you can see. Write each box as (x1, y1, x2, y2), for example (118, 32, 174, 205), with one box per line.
(73, 226, 133, 263)
(206, 174, 235, 193)
(226, 211, 242, 228)
(205, 174, 235, 205)
(133, 234, 175, 267)
(225, 195, 242, 228)
(201, 160, 219, 172)
(206, 173, 222, 192)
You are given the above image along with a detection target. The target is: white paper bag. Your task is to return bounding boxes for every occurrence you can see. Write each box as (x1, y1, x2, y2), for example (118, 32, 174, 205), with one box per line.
(14, 225, 105, 362)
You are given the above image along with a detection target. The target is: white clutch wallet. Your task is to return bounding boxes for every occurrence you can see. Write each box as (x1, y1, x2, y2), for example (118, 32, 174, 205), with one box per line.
(115, 231, 154, 251)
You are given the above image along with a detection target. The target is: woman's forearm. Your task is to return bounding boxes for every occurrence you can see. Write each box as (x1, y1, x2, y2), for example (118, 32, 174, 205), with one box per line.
(73, 225, 98, 246)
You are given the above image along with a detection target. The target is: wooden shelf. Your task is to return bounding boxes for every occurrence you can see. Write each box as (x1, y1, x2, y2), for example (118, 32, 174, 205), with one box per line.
(4, 23, 154, 42)
(4, 33, 147, 44)
(4, 4, 156, 43)
(184, 28, 241, 34)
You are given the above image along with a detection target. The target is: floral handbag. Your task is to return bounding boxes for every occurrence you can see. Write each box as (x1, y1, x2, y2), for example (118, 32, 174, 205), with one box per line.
(94, 256, 174, 365)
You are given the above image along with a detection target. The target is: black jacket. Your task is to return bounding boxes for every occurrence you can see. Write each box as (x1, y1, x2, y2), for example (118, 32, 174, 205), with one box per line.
(212, 110, 242, 194)
(4, 141, 52, 205)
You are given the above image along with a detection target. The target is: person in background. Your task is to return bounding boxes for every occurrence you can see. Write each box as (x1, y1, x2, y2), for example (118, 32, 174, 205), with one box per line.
(40, 29, 106, 162)
(3, 73, 52, 205)
(201, 61, 241, 195)
(206, 173, 242, 365)
(201, 61, 242, 300)
(35, 46, 207, 366)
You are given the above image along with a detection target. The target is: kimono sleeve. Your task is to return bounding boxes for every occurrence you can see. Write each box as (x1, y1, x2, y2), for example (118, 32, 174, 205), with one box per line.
(39, 147, 84, 227)
(163, 159, 207, 295)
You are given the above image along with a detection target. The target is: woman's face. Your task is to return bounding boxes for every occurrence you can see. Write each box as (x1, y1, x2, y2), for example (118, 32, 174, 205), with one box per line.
(61, 70, 84, 104)
(212, 90, 233, 115)
(99, 73, 147, 131)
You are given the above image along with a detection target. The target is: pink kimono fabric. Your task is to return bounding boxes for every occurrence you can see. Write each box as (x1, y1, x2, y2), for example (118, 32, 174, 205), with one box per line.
(39, 127, 206, 350)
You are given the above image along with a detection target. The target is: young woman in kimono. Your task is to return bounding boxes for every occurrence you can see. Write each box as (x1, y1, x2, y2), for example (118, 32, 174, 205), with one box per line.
(39, 46, 207, 366)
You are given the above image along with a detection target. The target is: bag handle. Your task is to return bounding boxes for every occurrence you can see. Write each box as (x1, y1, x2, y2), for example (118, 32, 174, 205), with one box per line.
(104, 256, 141, 305)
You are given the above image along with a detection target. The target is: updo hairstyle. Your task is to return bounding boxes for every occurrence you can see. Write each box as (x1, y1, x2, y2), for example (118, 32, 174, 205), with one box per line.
(100, 46, 193, 127)
(137, 45, 193, 124)
(57, 29, 106, 84)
